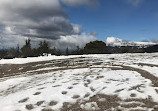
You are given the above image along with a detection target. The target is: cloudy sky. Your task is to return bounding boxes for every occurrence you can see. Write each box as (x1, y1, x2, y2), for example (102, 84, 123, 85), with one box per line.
(0, 0, 158, 49)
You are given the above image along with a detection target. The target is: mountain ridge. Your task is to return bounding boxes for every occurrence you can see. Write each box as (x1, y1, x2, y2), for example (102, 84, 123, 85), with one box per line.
(106, 37, 157, 47)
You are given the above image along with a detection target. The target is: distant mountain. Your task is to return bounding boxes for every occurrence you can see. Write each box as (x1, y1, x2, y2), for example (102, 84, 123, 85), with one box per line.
(106, 37, 157, 47)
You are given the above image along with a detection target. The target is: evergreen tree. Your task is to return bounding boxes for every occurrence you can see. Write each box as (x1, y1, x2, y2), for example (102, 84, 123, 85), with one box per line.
(0, 49, 7, 59)
(51, 47, 56, 55)
(16, 44, 20, 57)
(38, 40, 50, 55)
(84, 41, 107, 54)
(55, 49, 62, 56)
(65, 47, 69, 55)
(76, 46, 80, 54)
(21, 39, 32, 57)
(6, 48, 17, 59)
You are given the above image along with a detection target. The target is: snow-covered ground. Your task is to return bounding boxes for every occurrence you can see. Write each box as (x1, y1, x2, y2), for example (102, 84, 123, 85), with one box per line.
(0, 55, 88, 64)
(0, 53, 158, 111)
(1, 53, 158, 66)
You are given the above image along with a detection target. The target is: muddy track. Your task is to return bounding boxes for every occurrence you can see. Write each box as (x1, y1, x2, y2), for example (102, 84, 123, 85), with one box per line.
(137, 63, 158, 67)
(91, 65, 158, 87)
(1, 57, 158, 88)
(0, 57, 94, 79)
(111, 65, 158, 87)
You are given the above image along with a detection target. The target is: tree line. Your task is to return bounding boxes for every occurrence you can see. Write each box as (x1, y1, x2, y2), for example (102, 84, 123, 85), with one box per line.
(0, 39, 85, 59)
(0, 39, 158, 59)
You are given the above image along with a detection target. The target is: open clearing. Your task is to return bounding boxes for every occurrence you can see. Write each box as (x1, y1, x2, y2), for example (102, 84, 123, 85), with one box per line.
(0, 53, 158, 111)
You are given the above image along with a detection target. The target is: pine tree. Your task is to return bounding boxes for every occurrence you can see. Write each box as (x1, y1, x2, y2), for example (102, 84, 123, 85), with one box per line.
(0, 49, 7, 59)
(65, 47, 69, 56)
(56, 49, 61, 56)
(38, 40, 50, 56)
(21, 39, 32, 57)
(16, 44, 20, 57)
(76, 46, 80, 54)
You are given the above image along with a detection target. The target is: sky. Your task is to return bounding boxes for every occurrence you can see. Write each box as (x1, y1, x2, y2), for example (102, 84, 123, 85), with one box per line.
(66, 0, 158, 42)
(0, 0, 158, 49)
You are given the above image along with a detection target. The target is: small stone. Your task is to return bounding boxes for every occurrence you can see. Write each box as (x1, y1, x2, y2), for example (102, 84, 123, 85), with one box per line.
(49, 101, 57, 106)
(33, 92, 41, 95)
(36, 101, 45, 106)
(18, 97, 29, 103)
(130, 93, 136, 97)
(72, 95, 80, 99)
(26, 104, 34, 110)
(62, 91, 67, 95)
(68, 86, 73, 89)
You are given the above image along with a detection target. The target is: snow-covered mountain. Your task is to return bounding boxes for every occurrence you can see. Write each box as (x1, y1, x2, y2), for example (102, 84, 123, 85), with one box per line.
(106, 37, 157, 47)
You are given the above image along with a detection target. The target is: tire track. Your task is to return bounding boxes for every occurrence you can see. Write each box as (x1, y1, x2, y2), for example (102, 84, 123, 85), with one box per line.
(111, 65, 158, 87)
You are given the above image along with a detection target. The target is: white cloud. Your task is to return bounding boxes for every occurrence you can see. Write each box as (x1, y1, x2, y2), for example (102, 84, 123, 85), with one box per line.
(0, 0, 99, 48)
(59, 33, 96, 49)
(0, 33, 96, 49)
(72, 24, 82, 34)
(0, 34, 27, 49)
